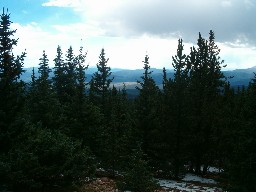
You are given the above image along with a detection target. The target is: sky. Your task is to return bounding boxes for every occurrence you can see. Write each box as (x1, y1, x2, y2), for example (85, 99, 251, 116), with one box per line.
(1, 0, 256, 70)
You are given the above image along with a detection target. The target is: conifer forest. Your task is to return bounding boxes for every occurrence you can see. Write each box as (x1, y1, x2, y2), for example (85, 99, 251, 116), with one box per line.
(1, 9, 256, 192)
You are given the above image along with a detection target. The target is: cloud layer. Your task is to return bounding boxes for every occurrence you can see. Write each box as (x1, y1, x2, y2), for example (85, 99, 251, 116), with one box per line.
(43, 0, 256, 46)
(9, 0, 256, 69)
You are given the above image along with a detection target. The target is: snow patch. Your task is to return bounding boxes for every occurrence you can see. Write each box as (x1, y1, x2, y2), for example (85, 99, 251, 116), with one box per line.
(182, 173, 217, 184)
(208, 166, 224, 173)
(158, 179, 222, 192)
(157, 173, 223, 192)
(158, 179, 189, 191)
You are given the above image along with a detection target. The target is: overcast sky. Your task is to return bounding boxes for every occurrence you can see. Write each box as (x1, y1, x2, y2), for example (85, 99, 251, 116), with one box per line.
(1, 0, 256, 69)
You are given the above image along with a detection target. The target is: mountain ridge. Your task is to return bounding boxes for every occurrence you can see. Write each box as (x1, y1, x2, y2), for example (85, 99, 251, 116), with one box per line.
(21, 66, 256, 89)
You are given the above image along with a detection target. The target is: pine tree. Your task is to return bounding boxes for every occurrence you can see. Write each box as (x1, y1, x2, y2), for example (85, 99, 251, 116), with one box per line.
(53, 45, 67, 103)
(118, 147, 158, 192)
(101, 85, 137, 173)
(74, 46, 88, 105)
(30, 67, 36, 88)
(136, 55, 161, 158)
(169, 39, 189, 178)
(65, 46, 77, 100)
(214, 81, 234, 170)
(162, 67, 170, 93)
(0, 8, 26, 153)
(67, 46, 90, 140)
(187, 31, 226, 174)
(7, 122, 96, 191)
(136, 55, 160, 117)
(66, 46, 75, 79)
(89, 48, 113, 114)
(27, 51, 59, 129)
(157, 67, 173, 170)
(38, 51, 51, 81)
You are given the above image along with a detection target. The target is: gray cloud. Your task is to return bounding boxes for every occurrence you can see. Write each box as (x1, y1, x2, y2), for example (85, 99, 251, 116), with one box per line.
(98, 0, 256, 46)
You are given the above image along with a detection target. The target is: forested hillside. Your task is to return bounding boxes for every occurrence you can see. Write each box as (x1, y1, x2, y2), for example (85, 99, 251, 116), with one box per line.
(1, 9, 256, 192)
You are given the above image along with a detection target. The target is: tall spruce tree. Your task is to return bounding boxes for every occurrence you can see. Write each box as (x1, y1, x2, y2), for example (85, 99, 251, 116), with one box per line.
(38, 50, 51, 87)
(53, 45, 67, 103)
(0, 8, 26, 153)
(89, 48, 113, 114)
(30, 67, 36, 88)
(66, 46, 75, 76)
(101, 85, 137, 173)
(118, 147, 158, 192)
(169, 39, 189, 178)
(65, 46, 76, 98)
(187, 31, 226, 174)
(136, 55, 160, 158)
(26, 51, 62, 131)
(74, 46, 88, 104)
(157, 67, 173, 170)
(67, 46, 90, 140)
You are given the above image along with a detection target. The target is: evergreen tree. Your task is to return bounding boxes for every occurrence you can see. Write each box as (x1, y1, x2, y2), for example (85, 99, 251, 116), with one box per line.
(65, 46, 77, 100)
(214, 81, 235, 170)
(66, 46, 75, 80)
(118, 147, 158, 192)
(101, 85, 137, 173)
(27, 51, 59, 129)
(187, 31, 226, 174)
(156, 67, 173, 171)
(53, 45, 67, 103)
(30, 67, 36, 88)
(89, 48, 113, 113)
(0, 8, 26, 153)
(162, 67, 171, 93)
(38, 50, 51, 81)
(169, 39, 189, 178)
(74, 46, 88, 104)
(6, 122, 96, 191)
(89, 49, 130, 168)
(0, 8, 26, 190)
(66, 46, 91, 141)
(53, 45, 87, 105)
(136, 55, 161, 158)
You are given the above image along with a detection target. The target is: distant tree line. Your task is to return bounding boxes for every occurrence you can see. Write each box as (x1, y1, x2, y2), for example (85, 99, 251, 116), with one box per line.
(0, 9, 256, 192)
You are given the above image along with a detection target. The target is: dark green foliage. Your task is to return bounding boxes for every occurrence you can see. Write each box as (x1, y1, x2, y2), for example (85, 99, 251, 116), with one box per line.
(89, 48, 113, 112)
(186, 31, 226, 174)
(38, 50, 51, 81)
(0, 8, 26, 153)
(26, 51, 60, 130)
(222, 74, 256, 192)
(0, 9, 26, 191)
(99, 85, 137, 172)
(74, 46, 88, 104)
(5, 123, 95, 191)
(66, 46, 76, 84)
(53, 45, 67, 103)
(117, 147, 158, 192)
(135, 55, 161, 158)
(163, 39, 189, 178)
(64, 45, 88, 103)
(37, 50, 52, 94)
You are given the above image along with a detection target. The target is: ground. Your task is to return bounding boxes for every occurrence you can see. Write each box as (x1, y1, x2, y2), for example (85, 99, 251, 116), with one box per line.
(79, 169, 224, 192)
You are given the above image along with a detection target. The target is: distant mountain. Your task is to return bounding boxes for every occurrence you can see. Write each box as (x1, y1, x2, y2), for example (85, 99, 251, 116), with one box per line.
(22, 66, 256, 89)
(111, 68, 173, 84)
(223, 66, 256, 87)
(86, 67, 126, 74)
